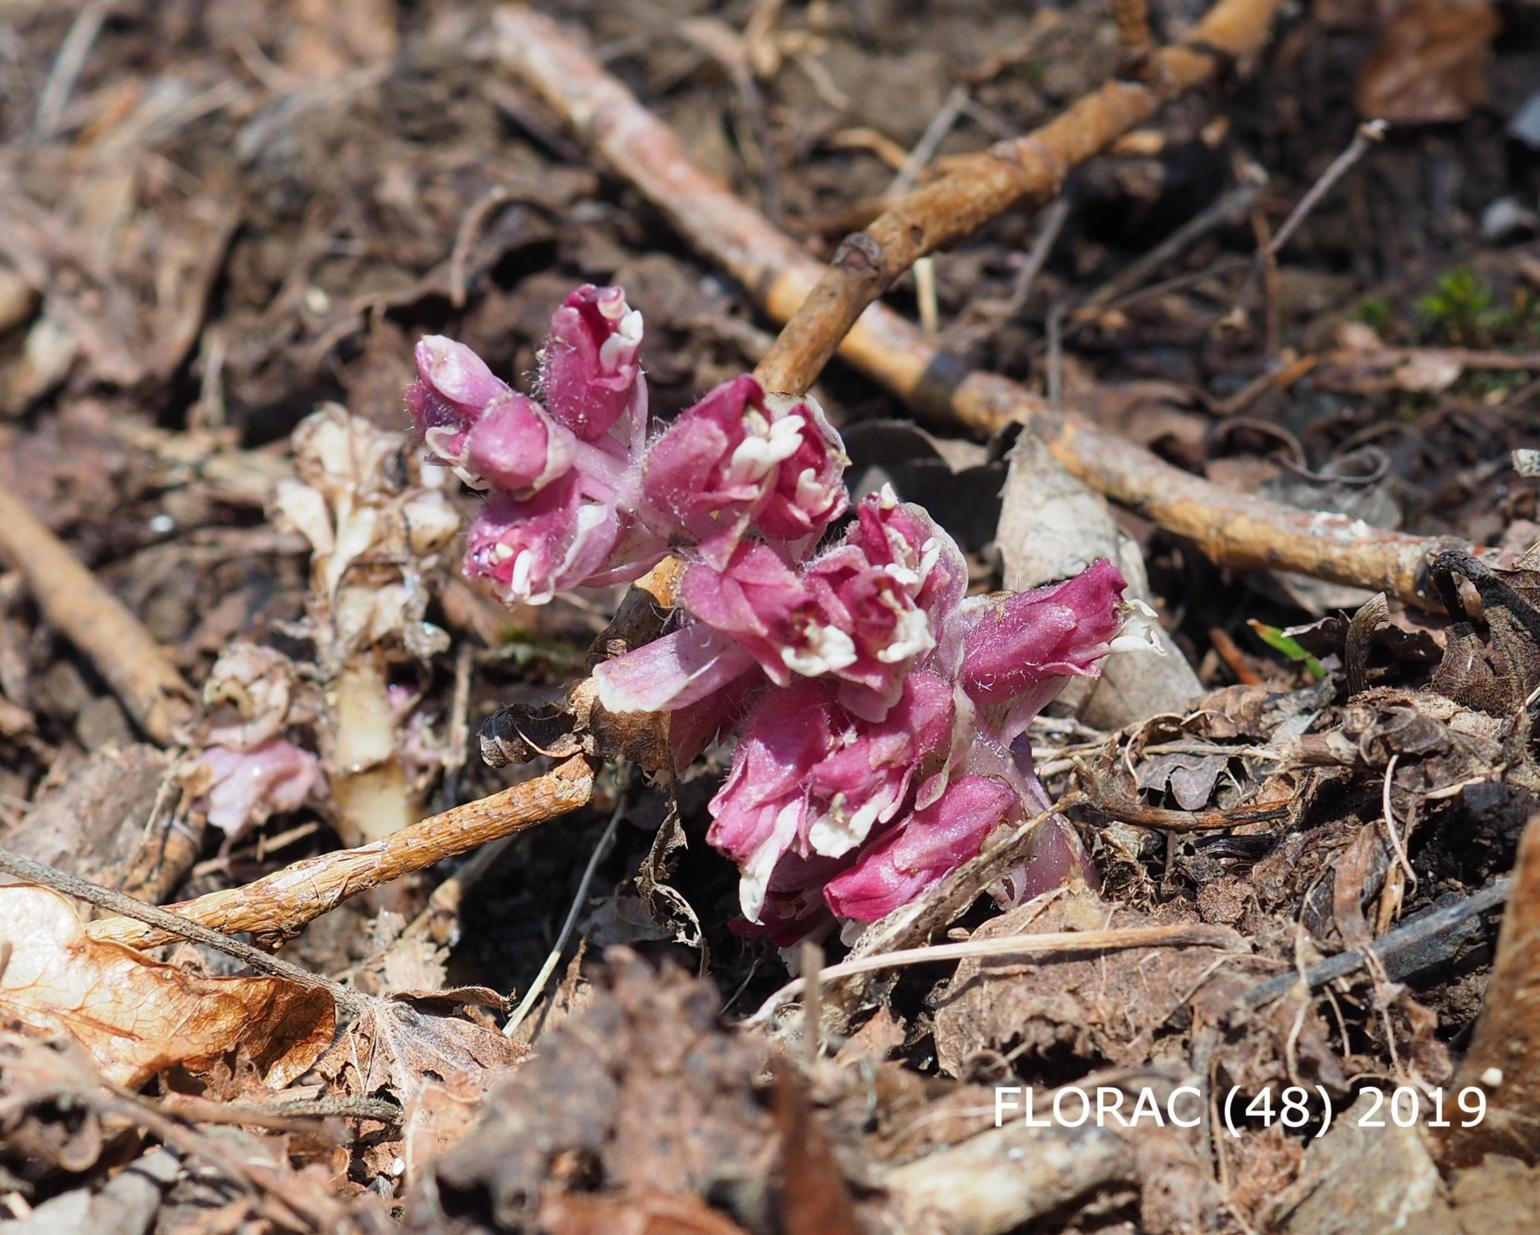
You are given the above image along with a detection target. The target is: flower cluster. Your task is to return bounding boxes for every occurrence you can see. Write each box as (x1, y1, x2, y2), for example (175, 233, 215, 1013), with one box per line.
(408, 287, 1154, 942)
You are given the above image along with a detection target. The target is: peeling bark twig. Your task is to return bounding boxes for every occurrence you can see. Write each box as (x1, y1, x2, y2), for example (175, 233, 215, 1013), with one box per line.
(0, 847, 359, 1012)
(87, 755, 595, 949)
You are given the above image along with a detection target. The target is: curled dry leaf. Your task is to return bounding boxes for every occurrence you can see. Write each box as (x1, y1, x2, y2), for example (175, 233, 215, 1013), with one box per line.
(1354, 0, 1499, 124)
(0, 886, 334, 1090)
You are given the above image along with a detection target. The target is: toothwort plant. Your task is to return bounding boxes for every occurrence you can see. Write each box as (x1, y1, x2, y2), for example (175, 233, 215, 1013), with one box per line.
(408, 286, 1156, 943)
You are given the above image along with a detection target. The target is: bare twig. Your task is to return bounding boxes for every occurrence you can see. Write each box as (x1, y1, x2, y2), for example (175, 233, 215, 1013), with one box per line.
(1113, 0, 1155, 54)
(0, 847, 359, 1013)
(1078, 174, 1263, 315)
(88, 755, 595, 949)
(33, 1, 111, 137)
(496, 7, 1499, 611)
(1082, 783, 1293, 831)
(0, 488, 196, 745)
(747, 0, 1284, 392)
(1237, 875, 1510, 1009)
(1266, 120, 1386, 260)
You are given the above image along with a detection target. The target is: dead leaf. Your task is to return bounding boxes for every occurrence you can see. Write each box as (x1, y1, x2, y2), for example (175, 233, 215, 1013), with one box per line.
(538, 1191, 753, 1235)
(317, 989, 528, 1179)
(774, 1064, 868, 1235)
(933, 890, 1242, 1076)
(0, 885, 334, 1090)
(1355, 0, 1500, 123)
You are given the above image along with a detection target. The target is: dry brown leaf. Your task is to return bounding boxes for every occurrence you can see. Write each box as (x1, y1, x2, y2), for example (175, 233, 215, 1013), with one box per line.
(538, 1191, 753, 1235)
(1355, 0, 1499, 124)
(774, 1064, 868, 1235)
(0, 885, 334, 1090)
(318, 989, 528, 1178)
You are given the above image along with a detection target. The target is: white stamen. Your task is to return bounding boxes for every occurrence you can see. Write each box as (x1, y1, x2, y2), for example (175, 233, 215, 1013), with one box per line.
(793, 467, 835, 514)
(1107, 598, 1163, 655)
(781, 622, 857, 676)
(877, 482, 899, 510)
(876, 602, 933, 663)
(739, 799, 803, 921)
(510, 550, 535, 598)
(724, 411, 804, 485)
(808, 786, 898, 858)
(492, 542, 515, 563)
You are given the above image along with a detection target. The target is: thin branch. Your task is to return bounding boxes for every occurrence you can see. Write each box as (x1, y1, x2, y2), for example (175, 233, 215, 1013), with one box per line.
(88, 755, 595, 949)
(0, 487, 195, 744)
(747, 0, 1285, 392)
(1237, 875, 1510, 1009)
(495, 7, 1502, 610)
(1266, 119, 1386, 260)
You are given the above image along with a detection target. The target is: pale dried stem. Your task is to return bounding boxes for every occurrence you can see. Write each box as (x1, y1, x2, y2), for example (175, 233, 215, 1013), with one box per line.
(748, 920, 1245, 1024)
(496, 5, 1503, 608)
(0, 487, 195, 744)
(88, 755, 595, 948)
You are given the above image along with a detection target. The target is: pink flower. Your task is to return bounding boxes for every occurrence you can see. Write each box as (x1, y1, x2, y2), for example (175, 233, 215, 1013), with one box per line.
(413, 287, 668, 605)
(594, 495, 969, 723)
(706, 674, 955, 921)
(823, 775, 1017, 921)
(464, 479, 666, 607)
(407, 336, 513, 482)
(642, 376, 847, 567)
(960, 559, 1137, 707)
(405, 284, 1161, 941)
(191, 740, 319, 841)
(540, 284, 645, 441)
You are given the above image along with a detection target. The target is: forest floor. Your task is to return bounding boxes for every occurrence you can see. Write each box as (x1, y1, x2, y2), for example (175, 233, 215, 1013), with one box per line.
(1, 1, 1539, 1232)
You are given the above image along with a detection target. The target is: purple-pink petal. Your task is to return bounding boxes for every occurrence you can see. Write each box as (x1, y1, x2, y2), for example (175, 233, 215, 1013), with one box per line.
(592, 622, 758, 715)
(960, 559, 1128, 707)
(823, 775, 1016, 922)
(540, 284, 644, 441)
(463, 393, 576, 496)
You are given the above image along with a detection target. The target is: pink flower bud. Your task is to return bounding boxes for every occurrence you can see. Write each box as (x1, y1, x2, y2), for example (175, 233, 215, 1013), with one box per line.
(960, 559, 1136, 708)
(406, 336, 512, 474)
(463, 393, 576, 496)
(463, 479, 595, 606)
(823, 775, 1016, 922)
(642, 377, 847, 567)
(192, 740, 319, 840)
(540, 284, 645, 441)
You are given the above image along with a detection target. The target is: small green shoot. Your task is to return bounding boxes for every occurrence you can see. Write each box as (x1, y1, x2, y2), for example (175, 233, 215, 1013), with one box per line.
(1247, 619, 1327, 681)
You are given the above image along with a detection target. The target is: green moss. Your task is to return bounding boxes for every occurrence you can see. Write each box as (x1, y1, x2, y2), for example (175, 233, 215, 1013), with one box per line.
(1353, 296, 1396, 337)
(1415, 268, 1499, 344)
